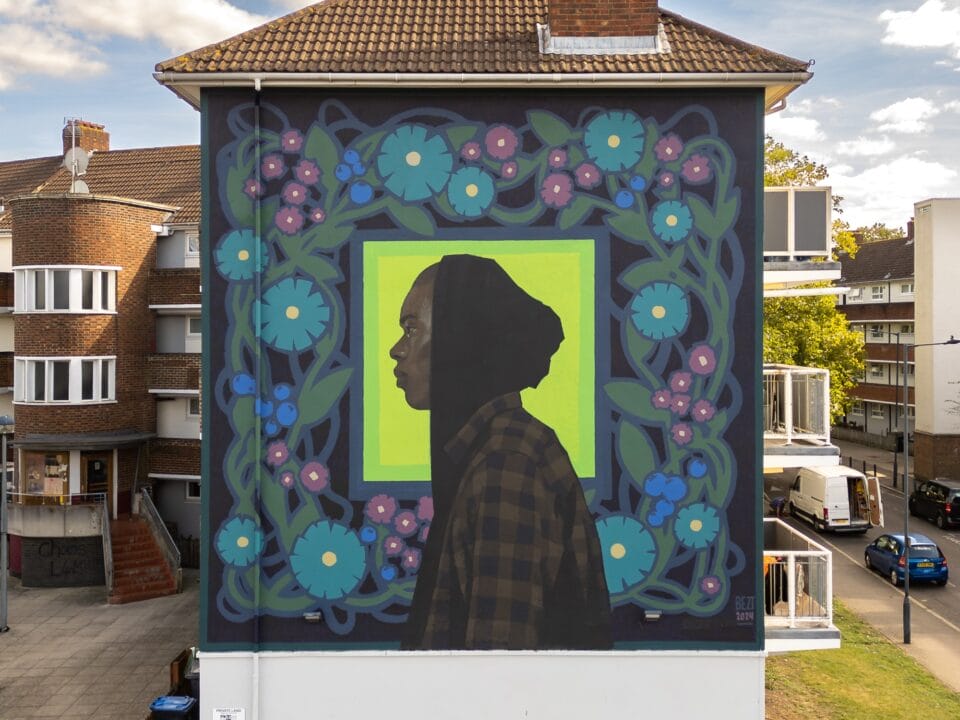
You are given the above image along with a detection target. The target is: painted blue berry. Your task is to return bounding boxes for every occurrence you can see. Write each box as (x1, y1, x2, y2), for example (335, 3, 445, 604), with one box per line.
(231, 373, 256, 396)
(335, 163, 353, 182)
(350, 181, 373, 205)
(687, 457, 708, 478)
(615, 190, 634, 209)
(273, 384, 292, 401)
(380, 565, 397, 581)
(351, 162, 366, 176)
(360, 526, 377, 543)
(254, 398, 274, 418)
(343, 149, 360, 165)
(275, 402, 298, 427)
(264, 420, 279, 436)
(630, 175, 647, 191)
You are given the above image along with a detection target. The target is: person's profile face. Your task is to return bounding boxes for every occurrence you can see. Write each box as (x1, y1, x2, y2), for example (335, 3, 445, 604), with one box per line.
(390, 275, 433, 410)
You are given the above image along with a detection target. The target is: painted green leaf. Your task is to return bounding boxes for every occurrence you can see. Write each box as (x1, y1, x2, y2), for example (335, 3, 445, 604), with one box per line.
(527, 110, 574, 147)
(604, 379, 652, 418)
(303, 122, 341, 197)
(297, 366, 353, 428)
(296, 255, 342, 284)
(445, 124, 478, 150)
(314, 224, 354, 250)
(624, 321, 657, 369)
(618, 419, 657, 488)
(606, 209, 648, 244)
(688, 189, 740, 242)
(632, 119, 661, 180)
(387, 201, 436, 236)
(226, 162, 255, 227)
(619, 260, 670, 293)
(558, 195, 594, 230)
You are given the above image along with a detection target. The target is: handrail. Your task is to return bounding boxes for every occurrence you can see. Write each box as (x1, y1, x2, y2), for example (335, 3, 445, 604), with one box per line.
(101, 496, 113, 594)
(6, 492, 110, 505)
(763, 518, 834, 629)
(139, 488, 182, 592)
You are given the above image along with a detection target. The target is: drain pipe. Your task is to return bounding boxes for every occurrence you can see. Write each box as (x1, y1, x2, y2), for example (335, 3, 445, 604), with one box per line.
(251, 76, 263, 720)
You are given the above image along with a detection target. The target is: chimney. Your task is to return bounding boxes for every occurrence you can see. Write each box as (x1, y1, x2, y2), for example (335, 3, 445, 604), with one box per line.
(548, 0, 659, 38)
(906, 219, 914, 240)
(62, 119, 109, 155)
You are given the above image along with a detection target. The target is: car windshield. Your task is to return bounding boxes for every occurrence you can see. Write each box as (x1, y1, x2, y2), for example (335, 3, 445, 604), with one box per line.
(909, 545, 940, 559)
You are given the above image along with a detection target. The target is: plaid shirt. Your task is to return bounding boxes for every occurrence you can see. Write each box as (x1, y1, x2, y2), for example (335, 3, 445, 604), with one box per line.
(417, 393, 611, 649)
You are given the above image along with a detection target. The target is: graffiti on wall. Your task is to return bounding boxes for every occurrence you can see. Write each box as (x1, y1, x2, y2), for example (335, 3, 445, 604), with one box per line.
(206, 91, 756, 649)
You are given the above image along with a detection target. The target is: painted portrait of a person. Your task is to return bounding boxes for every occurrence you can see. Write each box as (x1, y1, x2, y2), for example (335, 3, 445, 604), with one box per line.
(390, 254, 612, 650)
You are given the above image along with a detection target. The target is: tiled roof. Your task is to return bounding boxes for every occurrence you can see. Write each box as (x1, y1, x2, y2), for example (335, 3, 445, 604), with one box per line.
(838, 237, 914, 285)
(0, 145, 200, 229)
(156, 2, 810, 76)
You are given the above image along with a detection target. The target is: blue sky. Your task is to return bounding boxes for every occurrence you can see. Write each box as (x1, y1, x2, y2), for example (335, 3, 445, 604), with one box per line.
(2, 0, 958, 229)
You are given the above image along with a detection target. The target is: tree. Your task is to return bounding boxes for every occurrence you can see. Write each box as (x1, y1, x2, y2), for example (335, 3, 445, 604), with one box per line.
(853, 222, 904, 244)
(762, 136, 865, 421)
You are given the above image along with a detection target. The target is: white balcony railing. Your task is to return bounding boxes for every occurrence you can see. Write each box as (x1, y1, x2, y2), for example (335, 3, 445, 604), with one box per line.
(763, 364, 830, 445)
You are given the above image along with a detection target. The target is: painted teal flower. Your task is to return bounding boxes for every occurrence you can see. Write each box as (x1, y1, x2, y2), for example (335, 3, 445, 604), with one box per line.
(215, 230, 268, 281)
(674, 503, 721, 549)
(376, 124, 453, 201)
(447, 167, 495, 217)
(290, 520, 366, 600)
(651, 200, 694, 244)
(584, 111, 645, 172)
(596, 515, 656, 592)
(215, 516, 263, 568)
(259, 278, 331, 352)
(630, 282, 689, 340)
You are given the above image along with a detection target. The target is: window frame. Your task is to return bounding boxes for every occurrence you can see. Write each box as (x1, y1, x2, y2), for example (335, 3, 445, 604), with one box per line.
(185, 480, 201, 502)
(14, 266, 119, 314)
(187, 396, 201, 418)
(14, 356, 117, 404)
(871, 284, 885, 301)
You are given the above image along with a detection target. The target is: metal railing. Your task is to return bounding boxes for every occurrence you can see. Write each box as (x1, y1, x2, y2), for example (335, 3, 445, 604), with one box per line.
(138, 488, 182, 592)
(5, 491, 109, 506)
(100, 496, 113, 594)
(763, 518, 833, 629)
(763, 364, 831, 444)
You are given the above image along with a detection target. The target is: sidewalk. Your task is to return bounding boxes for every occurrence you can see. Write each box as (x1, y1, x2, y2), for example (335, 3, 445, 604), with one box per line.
(0, 570, 199, 720)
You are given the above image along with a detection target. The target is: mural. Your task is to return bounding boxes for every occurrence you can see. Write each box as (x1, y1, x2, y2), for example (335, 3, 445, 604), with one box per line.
(204, 90, 760, 649)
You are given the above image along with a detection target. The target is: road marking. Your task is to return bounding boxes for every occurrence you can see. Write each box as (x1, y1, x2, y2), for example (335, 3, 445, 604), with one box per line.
(820, 535, 960, 635)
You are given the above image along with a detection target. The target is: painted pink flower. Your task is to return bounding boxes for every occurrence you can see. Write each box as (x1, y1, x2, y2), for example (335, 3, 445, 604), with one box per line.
(461, 141, 482, 162)
(692, 399, 716, 423)
(384, 535, 405, 556)
(484, 125, 519, 160)
(266, 441, 289, 467)
(651, 388, 673, 410)
(700, 575, 721, 596)
(419, 524, 430, 543)
(282, 182, 308, 205)
(365, 494, 398, 524)
(393, 510, 418, 537)
(501, 161, 518, 179)
(300, 462, 329, 492)
(654, 133, 684, 162)
(671, 423, 693, 446)
(243, 178, 263, 198)
(261, 153, 285, 180)
(658, 171, 675, 188)
(416, 496, 434, 522)
(294, 160, 320, 185)
(401, 547, 422, 571)
(280, 472, 295, 488)
(574, 162, 602, 189)
(309, 208, 326, 223)
(670, 371, 693, 393)
(681, 154, 712, 183)
(688, 344, 717, 375)
(281, 129, 304, 153)
(548, 148, 568, 168)
(540, 172, 573, 208)
(274, 206, 304, 235)
(670, 394, 691, 416)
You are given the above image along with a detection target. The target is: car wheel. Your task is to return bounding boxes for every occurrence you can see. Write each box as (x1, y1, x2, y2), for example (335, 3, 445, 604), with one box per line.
(788, 502, 797, 518)
(935, 578, 947, 586)
(937, 513, 947, 530)
(815, 518, 826, 533)
(890, 569, 900, 586)
(865, 553, 872, 570)
(908, 500, 917, 517)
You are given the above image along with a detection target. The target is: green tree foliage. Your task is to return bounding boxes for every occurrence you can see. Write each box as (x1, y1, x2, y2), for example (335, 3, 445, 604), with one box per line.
(763, 136, 865, 421)
(853, 222, 904, 244)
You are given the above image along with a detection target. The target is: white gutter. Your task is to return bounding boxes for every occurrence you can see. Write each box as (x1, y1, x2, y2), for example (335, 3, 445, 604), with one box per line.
(154, 70, 812, 111)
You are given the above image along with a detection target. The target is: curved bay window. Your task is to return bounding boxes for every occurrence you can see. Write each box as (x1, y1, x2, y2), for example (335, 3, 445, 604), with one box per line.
(14, 356, 116, 404)
(13, 266, 118, 313)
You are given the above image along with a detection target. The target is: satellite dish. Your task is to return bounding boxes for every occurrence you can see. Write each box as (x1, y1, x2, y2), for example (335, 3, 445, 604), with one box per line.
(64, 146, 89, 177)
(70, 179, 89, 194)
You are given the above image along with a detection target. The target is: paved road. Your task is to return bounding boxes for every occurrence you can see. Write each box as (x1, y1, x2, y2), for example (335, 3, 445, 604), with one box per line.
(765, 449, 960, 693)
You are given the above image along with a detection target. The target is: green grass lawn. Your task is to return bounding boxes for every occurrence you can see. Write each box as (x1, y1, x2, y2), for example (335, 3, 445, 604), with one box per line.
(766, 601, 960, 720)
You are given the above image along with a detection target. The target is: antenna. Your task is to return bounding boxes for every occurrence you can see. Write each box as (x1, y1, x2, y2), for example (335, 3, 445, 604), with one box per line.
(63, 118, 91, 194)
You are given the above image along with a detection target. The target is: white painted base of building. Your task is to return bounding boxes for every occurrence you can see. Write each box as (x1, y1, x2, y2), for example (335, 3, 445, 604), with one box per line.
(200, 650, 766, 719)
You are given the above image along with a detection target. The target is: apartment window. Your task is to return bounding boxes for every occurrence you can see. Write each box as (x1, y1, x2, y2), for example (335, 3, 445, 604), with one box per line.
(900, 323, 914, 335)
(15, 267, 117, 313)
(850, 401, 864, 415)
(871, 285, 885, 300)
(847, 287, 863, 300)
(869, 324, 884, 339)
(869, 364, 885, 379)
(188, 317, 201, 336)
(186, 233, 200, 257)
(187, 397, 201, 417)
(186, 481, 201, 501)
(871, 405, 885, 419)
(901, 282, 914, 295)
(14, 357, 116, 404)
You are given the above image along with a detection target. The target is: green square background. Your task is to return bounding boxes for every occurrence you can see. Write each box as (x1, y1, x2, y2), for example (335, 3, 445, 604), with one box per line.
(362, 239, 596, 482)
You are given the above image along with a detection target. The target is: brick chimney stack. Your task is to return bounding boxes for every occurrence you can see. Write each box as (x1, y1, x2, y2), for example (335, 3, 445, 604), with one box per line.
(62, 120, 109, 155)
(548, 0, 659, 37)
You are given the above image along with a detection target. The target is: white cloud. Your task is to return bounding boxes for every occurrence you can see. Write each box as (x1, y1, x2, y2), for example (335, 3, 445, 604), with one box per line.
(946, 100, 960, 112)
(765, 115, 826, 143)
(870, 97, 941, 133)
(787, 97, 842, 116)
(0, 23, 107, 89)
(835, 136, 896, 157)
(879, 1, 960, 58)
(830, 155, 958, 227)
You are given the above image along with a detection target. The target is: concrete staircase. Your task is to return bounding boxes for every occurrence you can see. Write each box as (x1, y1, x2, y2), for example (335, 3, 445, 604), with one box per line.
(108, 515, 179, 604)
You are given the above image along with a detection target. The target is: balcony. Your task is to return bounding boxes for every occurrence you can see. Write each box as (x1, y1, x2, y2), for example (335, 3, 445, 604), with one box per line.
(149, 268, 201, 308)
(763, 364, 839, 470)
(147, 353, 200, 392)
(764, 518, 840, 652)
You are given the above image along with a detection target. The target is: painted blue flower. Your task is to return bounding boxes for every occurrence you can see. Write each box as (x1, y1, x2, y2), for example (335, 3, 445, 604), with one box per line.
(259, 278, 331, 352)
(630, 282, 689, 340)
(375, 124, 453, 202)
(674, 503, 721, 549)
(584, 110, 645, 172)
(215, 516, 263, 568)
(447, 166, 495, 217)
(596, 515, 656, 592)
(215, 229, 268, 281)
(290, 520, 366, 600)
(651, 200, 694, 244)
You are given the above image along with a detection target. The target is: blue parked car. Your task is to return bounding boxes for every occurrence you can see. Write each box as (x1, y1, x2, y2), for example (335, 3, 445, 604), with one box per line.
(864, 533, 948, 587)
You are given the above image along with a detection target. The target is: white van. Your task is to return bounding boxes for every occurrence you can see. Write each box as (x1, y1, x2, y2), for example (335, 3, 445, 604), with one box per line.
(788, 466, 884, 533)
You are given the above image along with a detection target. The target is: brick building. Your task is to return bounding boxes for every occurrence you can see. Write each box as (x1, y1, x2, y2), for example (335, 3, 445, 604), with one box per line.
(0, 120, 201, 587)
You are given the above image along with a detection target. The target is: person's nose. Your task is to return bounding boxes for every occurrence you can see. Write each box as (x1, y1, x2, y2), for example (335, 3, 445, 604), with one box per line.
(389, 336, 404, 361)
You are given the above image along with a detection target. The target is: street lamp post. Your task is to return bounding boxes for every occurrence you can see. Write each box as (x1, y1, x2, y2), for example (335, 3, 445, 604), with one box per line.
(901, 336, 960, 644)
(0, 415, 14, 634)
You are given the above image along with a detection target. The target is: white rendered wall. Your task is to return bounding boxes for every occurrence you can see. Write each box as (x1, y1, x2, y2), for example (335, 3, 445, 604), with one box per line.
(913, 199, 960, 435)
(0, 315, 13, 352)
(157, 397, 201, 439)
(200, 651, 765, 720)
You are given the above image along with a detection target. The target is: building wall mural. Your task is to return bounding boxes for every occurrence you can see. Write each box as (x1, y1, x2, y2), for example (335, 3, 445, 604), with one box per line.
(203, 89, 762, 650)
